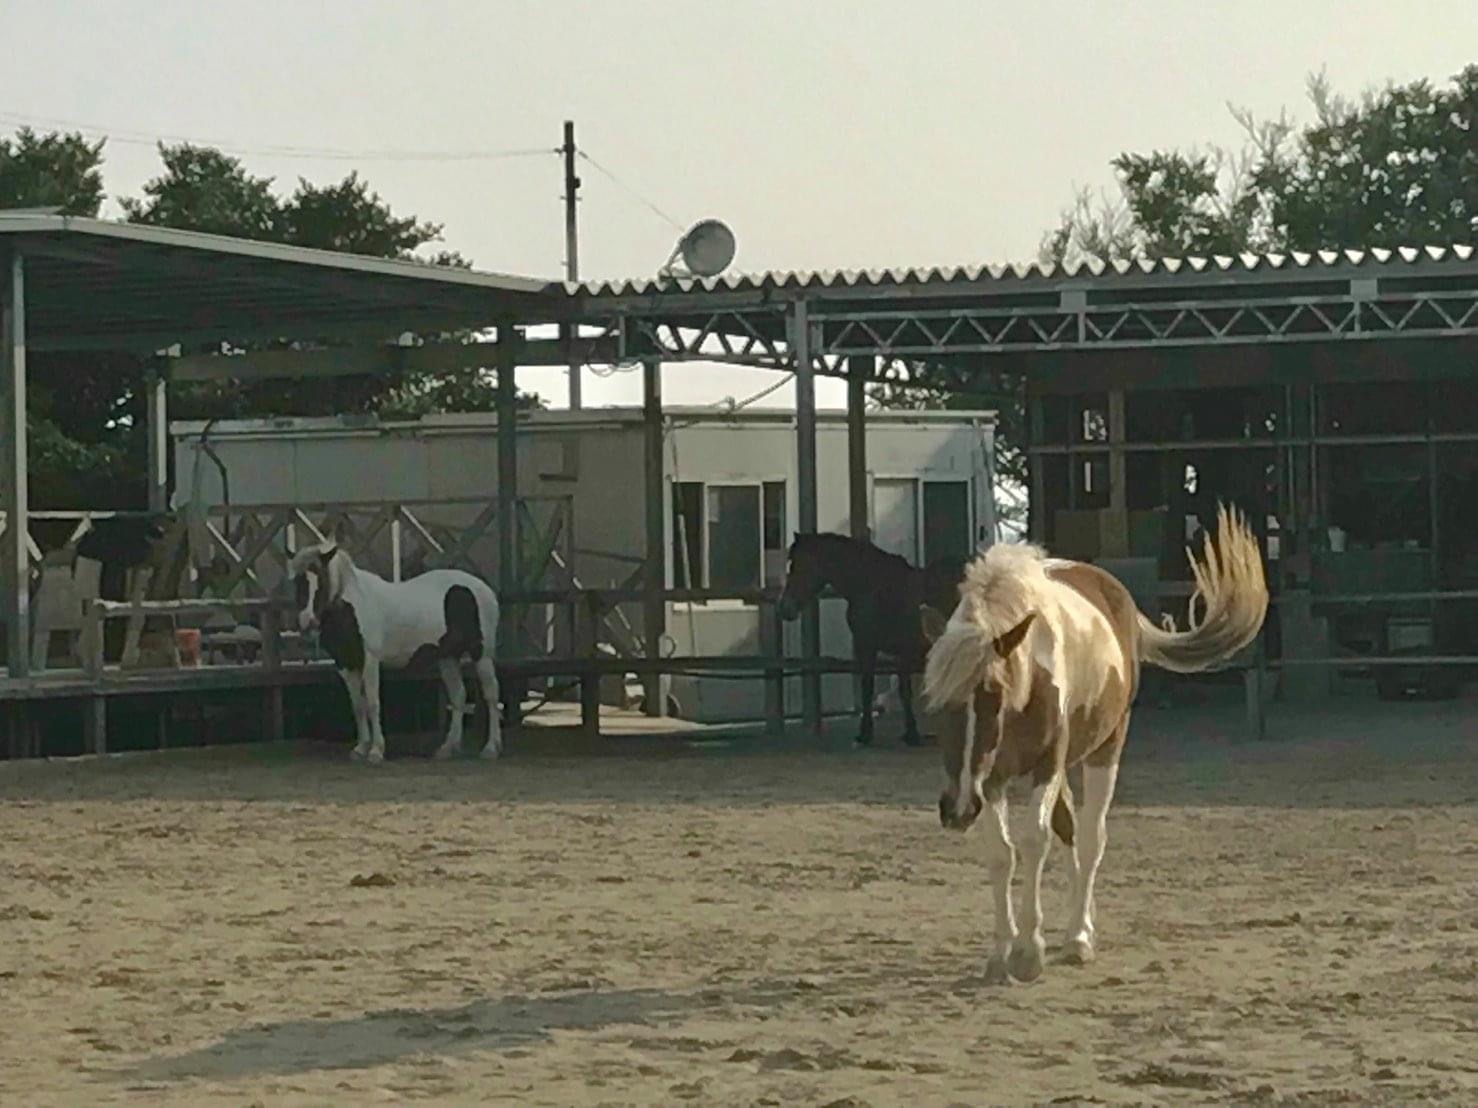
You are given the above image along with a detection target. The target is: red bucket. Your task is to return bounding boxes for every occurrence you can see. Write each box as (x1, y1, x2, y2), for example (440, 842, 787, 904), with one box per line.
(175, 628, 201, 667)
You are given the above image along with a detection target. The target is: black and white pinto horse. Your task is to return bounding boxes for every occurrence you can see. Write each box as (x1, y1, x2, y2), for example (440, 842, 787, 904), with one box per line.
(289, 543, 502, 764)
(777, 532, 966, 746)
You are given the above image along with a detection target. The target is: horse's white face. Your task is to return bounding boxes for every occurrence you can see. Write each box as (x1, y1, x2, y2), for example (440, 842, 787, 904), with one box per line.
(295, 567, 319, 632)
(292, 547, 338, 632)
(920, 605, 1037, 831)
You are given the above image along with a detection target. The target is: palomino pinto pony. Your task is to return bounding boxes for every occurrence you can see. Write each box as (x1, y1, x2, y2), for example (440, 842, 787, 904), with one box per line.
(920, 504, 1267, 984)
(778, 532, 965, 746)
(289, 543, 503, 764)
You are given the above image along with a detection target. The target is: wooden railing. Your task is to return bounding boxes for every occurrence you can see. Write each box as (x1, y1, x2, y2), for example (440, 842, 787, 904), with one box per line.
(187, 495, 573, 599)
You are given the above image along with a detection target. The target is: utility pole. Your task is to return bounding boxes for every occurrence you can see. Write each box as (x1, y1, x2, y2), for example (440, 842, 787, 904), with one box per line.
(562, 120, 582, 409)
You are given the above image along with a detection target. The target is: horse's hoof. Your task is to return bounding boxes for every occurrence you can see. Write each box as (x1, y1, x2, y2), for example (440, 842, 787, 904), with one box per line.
(1060, 937, 1096, 966)
(1007, 940, 1045, 983)
(366, 749, 385, 766)
(433, 744, 459, 761)
(480, 742, 502, 761)
(982, 956, 1013, 986)
(349, 747, 367, 762)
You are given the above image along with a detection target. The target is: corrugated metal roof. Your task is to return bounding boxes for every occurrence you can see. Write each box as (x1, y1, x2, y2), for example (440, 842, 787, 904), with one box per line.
(560, 243, 1478, 298)
(0, 213, 557, 352)
(0, 213, 549, 292)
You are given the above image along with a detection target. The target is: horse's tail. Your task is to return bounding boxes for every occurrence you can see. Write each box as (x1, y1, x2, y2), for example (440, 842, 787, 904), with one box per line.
(1136, 503, 1268, 674)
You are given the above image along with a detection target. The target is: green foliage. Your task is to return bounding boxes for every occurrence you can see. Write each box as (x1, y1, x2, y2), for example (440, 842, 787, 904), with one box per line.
(3, 134, 541, 507)
(0, 128, 105, 216)
(882, 65, 1478, 526)
(120, 144, 280, 238)
(376, 369, 546, 421)
(1254, 66, 1478, 251)
(280, 171, 443, 256)
(1041, 66, 1477, 266)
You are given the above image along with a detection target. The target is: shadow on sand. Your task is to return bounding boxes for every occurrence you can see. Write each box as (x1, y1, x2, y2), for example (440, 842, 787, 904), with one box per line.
(123, 981, 790, 1084)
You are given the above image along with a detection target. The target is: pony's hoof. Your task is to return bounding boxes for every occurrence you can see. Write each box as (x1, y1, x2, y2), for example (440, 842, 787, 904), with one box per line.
(349, 747, 368, 762)
(982, 956, 1012, 986)
(433, 744, 460, 761)
(366, 749, 385, 766)
(1007, 940, 1045, 983)
(480, 742, 502, 761)
(1060, 937, 1096, 966)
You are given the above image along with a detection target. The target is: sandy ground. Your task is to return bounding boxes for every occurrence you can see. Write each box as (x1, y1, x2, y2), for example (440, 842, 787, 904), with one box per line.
(2, 692, 1477, 1107)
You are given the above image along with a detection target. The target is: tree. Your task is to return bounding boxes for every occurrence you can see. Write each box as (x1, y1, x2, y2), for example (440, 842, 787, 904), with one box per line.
(1041, 66, 1477, 265)
(1, 129, 130, 507)
(120, 144, 280, 238)
(0, 128, 105, 215)
(878, 65, 1478, 532)
(127, 144, 542, 423)
(2, 133, 542, 507)
(1254, 67, 1478, 251)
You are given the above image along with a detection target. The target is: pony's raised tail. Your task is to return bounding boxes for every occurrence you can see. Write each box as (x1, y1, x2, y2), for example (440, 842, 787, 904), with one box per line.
(1137, 503, 1269, 674)
(922, 618, 991, 711)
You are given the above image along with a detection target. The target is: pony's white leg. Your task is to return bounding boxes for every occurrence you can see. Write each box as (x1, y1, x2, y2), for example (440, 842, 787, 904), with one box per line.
(1065, 758, 1121, 964)
(1008, 770, 1065, 983)
(342, 670, 372, 760)
(475, 656, 502, 760)
(979, 789, 1018, 986)
(433, 657, 467, 759)
(361, 655, 386, 765)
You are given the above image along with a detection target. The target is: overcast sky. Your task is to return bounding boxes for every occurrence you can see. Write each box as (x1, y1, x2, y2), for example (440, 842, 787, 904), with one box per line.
(5, 1, 1475, 409)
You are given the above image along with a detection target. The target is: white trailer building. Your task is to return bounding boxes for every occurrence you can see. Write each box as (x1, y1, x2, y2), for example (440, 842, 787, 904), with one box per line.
(171, 407, 997, 724)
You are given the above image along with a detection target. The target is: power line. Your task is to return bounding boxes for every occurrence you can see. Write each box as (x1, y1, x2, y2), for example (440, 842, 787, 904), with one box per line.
(0, 109, 558, 164)
(575, 149, 686, 233)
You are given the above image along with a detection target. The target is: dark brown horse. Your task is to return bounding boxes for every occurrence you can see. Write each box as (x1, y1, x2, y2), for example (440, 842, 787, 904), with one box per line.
(777, 532, 964, 746)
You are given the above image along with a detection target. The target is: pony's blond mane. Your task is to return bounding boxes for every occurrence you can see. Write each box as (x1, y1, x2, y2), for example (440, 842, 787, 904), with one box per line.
(923, 541, 1051, 713)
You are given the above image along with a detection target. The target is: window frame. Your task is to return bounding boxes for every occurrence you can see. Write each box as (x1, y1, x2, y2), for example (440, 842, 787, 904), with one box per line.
(871, 474, 976, 565)
(668, 476, 789, 608)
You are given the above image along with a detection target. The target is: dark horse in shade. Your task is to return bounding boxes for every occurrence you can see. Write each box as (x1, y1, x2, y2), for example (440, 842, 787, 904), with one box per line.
(778, 532, 966, 746)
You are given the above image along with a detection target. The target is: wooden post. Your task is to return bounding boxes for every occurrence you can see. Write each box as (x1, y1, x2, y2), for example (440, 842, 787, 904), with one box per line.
(1244, 637, 1268, 740)
(790, 301, 822, 734)
(83, 695, 106, 756)
(5, 703, 24, 760)
(2, 249, 30, 678)
(760, 598, 785, 734)
(145, 366, 169, 514)
(578, 593, 601, 734)
(847, 356, 872, 722)
(1108, 389, 1127, 512)
(562, 120, 582, 409)
(261, 603, 284, 742)
(847, 356, 871, 542)
(1028, 393, 1046, 544)
(81, 599, 105, 680)
(641, 357, 667, 717)
(497, 325, 520, 657)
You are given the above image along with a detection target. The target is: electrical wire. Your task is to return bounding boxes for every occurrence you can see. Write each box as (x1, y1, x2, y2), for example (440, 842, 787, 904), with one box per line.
(0, 109, 558, 164)
(575, 148, 686, 232)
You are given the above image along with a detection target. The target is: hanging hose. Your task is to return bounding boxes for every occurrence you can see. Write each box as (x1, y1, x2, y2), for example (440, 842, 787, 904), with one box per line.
(198, 419, 231, 540)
